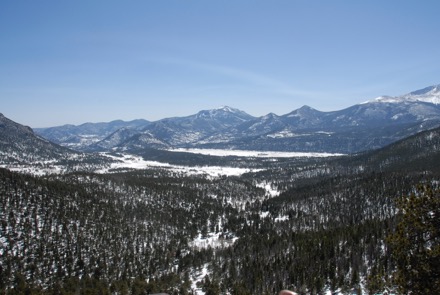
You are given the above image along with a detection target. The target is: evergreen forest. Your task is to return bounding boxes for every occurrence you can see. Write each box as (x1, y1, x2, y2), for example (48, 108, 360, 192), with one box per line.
(1, 128, 440, 295)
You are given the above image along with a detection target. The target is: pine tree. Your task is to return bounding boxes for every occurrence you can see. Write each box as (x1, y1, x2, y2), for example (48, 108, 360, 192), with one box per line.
(388, 184, 440, 294)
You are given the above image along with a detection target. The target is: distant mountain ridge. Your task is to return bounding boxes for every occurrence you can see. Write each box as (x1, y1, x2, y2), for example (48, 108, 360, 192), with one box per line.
(35, 119, 150, 149)
(33, 84, 440, 153)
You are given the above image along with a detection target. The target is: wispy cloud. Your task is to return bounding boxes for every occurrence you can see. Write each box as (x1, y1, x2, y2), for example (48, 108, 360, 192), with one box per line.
(144, 57, 319, 98)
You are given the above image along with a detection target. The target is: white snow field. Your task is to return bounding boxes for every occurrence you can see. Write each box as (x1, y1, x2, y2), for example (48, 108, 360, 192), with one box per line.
(169, 148, 344, 158)
(97, 153, 262, 176)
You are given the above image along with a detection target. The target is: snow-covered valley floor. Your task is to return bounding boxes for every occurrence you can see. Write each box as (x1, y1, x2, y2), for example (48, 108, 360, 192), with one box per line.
(169, 148, 344, 158)
(97, 153, 263, 176)
(1, 148, 343, 177)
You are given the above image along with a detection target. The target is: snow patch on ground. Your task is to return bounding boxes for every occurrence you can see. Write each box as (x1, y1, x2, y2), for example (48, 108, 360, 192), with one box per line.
(266, 130, 299, 138)
(275, 215, 289, 222)
(0, 153, 86, 175)
(96, 153, 172, 171)
(0, 165, 63, 176)
(191, 264, 209, 295)
(256, 182, 280, 197)
(260, 211, 270, 219)
(260, 212, 290, 222)
(189, 232, 238, 250)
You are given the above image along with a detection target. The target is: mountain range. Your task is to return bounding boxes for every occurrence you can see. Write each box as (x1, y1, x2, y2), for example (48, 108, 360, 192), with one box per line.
(29, 84, 440, 153)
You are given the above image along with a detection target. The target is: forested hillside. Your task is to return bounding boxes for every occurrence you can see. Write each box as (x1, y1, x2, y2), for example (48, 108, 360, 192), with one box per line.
(1, 127, 440, 294)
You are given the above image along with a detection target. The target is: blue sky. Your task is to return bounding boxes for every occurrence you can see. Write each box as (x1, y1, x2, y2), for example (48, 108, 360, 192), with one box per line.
(1, 1, 440, 127)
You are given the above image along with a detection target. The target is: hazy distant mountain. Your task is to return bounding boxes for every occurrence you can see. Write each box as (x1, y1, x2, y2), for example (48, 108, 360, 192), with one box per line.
(34, 84, 440, 153)
(34, 119, 150, 150)
(88, 127, 170, 151)
(141, 106, 255, 146)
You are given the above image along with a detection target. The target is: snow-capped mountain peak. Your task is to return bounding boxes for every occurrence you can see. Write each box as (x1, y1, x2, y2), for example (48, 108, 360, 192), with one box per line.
(408, 84, 440, 96)
(214, 105, 253, 118)
(261, 113, 279, 120)
(216, 105, 237, 113)
(194, 106, 253, 121)
(370, 96, 401, 103)
(402, 84, 440, 104)
(364, 84, 440, 105)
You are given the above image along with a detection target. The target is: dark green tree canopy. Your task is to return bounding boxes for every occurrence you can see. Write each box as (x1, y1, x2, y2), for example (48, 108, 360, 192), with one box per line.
(388, 184, 440, 294)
